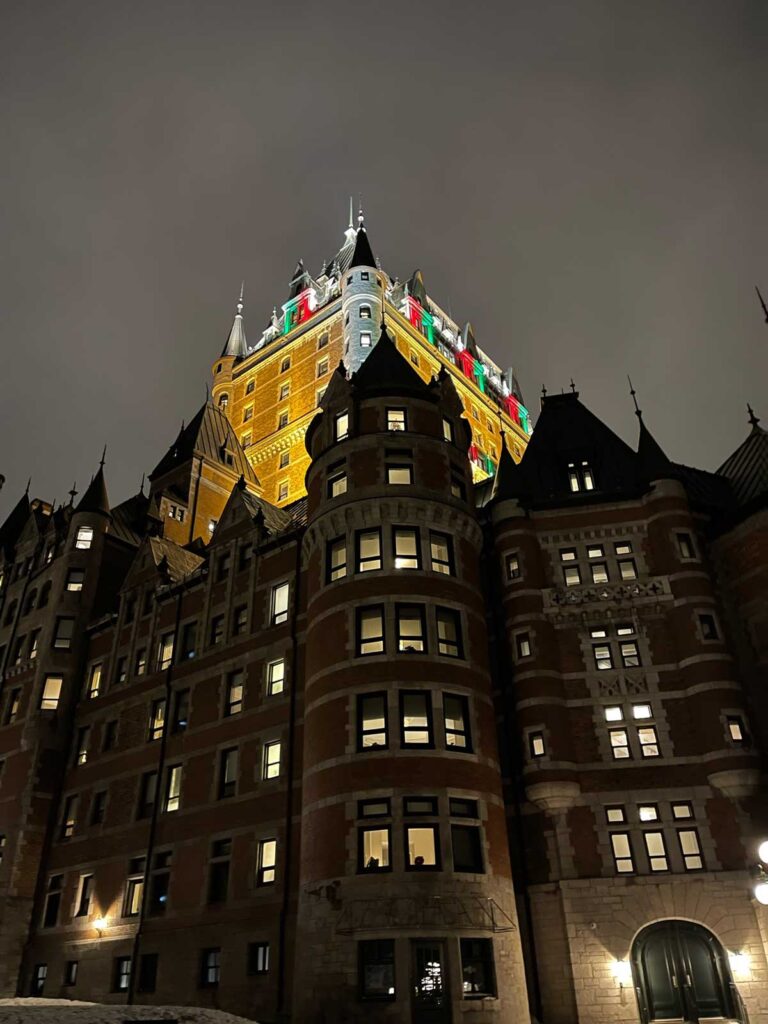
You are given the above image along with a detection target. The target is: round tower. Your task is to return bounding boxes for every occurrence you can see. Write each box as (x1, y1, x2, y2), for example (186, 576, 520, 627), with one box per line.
(341, 215, 385, 375)
(211, 284, 247, 417)
(293, 329, 531, 1023)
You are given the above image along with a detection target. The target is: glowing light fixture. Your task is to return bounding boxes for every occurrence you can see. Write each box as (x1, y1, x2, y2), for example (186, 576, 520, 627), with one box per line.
(728, 951, 750, 979)
(611, 959, 633, 986)
(754, 881, 768, 906)
(93, 916, 108, 936)
(758, 839, 768, 864)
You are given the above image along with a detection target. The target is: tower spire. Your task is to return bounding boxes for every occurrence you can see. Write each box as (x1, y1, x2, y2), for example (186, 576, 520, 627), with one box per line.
(99, 444, 107, 469)
(220, 284, 247, 359)
(756, 285, 768, 324)
(747, 403, 760, 429)
(628, 375, 642, 418)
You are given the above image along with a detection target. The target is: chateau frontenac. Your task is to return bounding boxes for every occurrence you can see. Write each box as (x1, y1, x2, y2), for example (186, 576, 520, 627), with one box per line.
(0, 213, 766, 1024)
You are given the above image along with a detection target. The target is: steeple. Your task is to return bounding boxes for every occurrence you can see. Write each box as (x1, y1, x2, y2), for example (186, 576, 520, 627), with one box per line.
(351, 322, 433, 399)
(344, 196, 356, 245)
(75, 463, 111, 519)
(349, 219, 376, 270)
(490, 437, 522, 502)
(756, 285, 768, 325)
(220, 283, 247, 359)
(629, 378, 676, 483)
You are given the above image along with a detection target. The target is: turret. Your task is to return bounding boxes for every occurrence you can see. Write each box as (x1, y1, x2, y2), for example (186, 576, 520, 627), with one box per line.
(340, 212, 385, 374)
(211, 284, 247, 418)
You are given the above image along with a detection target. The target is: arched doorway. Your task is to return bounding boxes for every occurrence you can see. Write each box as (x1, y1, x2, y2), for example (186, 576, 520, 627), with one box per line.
(632, 920, 741, 1022)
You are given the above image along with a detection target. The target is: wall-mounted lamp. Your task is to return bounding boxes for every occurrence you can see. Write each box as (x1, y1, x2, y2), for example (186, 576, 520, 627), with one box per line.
(611, 959, 633, 987)
(93, 916, 108, 937)
(758, 839, 768, 865)
(728, 951, 750, 980)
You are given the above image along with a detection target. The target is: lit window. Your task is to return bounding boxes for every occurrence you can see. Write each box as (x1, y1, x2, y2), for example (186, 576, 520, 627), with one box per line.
(632, 703, 652, 719)
(436, 608, 462, 657)
(605, 806, 626, 824)
(614, 541, 633, 555)
(567, 460, 595, 492)
(727, 715, 746, 743)
(335, 411, 349, 440)
(158, 633, 174, 670)
(4, 688, 20, 724)
(430, 532, 453, 575)
(563, 565, 581, 587)
(616, 624, 634, 636)
(406, 825, 438, 868)
(278, 412, 289, 430)
(135, 648, 147, 676)
(442, 418, 454, 443)
(529, 732, 546, 758)
(387, 409, 406, 432)
(699, 614, 719, 640)
(358, 693, 388, 749)
(678, 828, 704, 870)
(609, 729, 630, 759)
(75, 526, 93, 549)
(148, 699, 166, 741)
(594, 644, 614, 670)
(610, 833, 634, 873)
(357, 607, 385, 655)
(359, 799, 391, 818)
(267, 659, 285, 696)
(40, 676, 63, 711)
(387, 464, 412, 485)
(560, 549, 577, 562)
(328, 470, 348, 498)
(327, 537, 347, 581)
(263, 740, 281, 779)
(357, 530, 382, 572)
(643, 831, 668, 871)
(257, 839, 277, 885)
(61, 797, 78, 840)
(672, 802, 694, 820)
(638, 804, 659, 822)
(604, 705, 623, 722)
(360, 827, 390, 871)
(208, 519, 218, 534)
(620, 641, 641, 668)
(279, 382, 290, 401)
(591, 562, 609, 584)
(53, 618, 74, 650)
(360, 332, 372, 348)
(638, 726, 659, 757)
(113, 957, 132, 993)
(226, 671, 243, 716)
(359, 940, 395, 1000)
(278, 481, 289, 501)
(279, 450, 290, 469)
(401, 692, 432, 746)
(75, 726, 90, 765)
(219, 748, 239, 798)
(199, 948, 220, 988)
(280, 356, 291, 373)
(87, 664, 102, 699)
(248, 943, 270, 976)
(677, 532, 695, 559)
(393, 528, 419, 569)
(123, 860, 145, 917)
(271, 582, 290, 625)
(359, 304, 372, 319)
(209, 615, 224, 646)
(618, 559, 638, 581)
(460, 938, 496, 999)
(164, 765, 182, 812)
(506, 553, 521, 580)
(451, 476, 466, 500)
(397, 605, 426, 652)
(66, 569, 85, 592)
(515, 632, 531, 659)
(443, 694, 471, 750)
(587, 545, 604, 559)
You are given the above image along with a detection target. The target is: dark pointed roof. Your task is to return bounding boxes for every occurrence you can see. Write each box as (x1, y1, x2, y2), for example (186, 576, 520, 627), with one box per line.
(490, 440, 522, 502)
(351, 323, 436, 401)
(349, 226, 376, 269)
(636, 418, 676, 482)
(717, 413, 768, 508)
(149, 402, 260, 485)
(407, 269, 428, 307)
(220, 287, 247, 359)
(461, 322, 478, 356)
(75, 466, 111, 519)
(288, 259, 314, 299)
(0, 490, 31, 552)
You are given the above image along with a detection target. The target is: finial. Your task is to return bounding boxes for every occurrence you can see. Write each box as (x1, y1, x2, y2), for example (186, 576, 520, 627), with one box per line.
(747, 403, 760, 428)
(25, 477, 31, 495)
(205, 381, 210, 402)
(68, 482, 78, 504)
(139, 473, 145, 495)
(569, 378, 577, 394)
(756, 285, 768, 324)
(99, 444, 107, 469)
(237, 281, 244, 315)
(348, 196, 354, 229)
(541, 384, 547, 398)
(628, 375, 642, 418)
(358, 195, 364, 227)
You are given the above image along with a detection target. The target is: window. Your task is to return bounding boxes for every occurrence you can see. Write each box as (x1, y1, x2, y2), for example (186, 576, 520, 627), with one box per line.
(638, 726, 660, 757)
(357, 529, 382, 572)
(172, 688, 190, 732)
(609, 729, 630, 759)
(43, 874, 63, 928)
(587, 545, 604, 559)
(90, 790, 107, 824)
(263, 741, 281, 779)
(217, 551, 231, 581)
(279, 450, 290, 470)
(135, 648, 147, 676)
(620, 640, 641, 668)
(30, 964, 47, 997)
(208, 614, 225, 646)
(358, 694, 388, 749)
(460, 938, 496, 998)
(208, 839, 231, 902)
(137, 772, 158, 819)
(225, 672, 243, 716)
(148, 851, 172, 915)
(618, 558, 638, 581)
(335, 411, 349, 441)
(449, 798, 478, 818)
(677, 532, 695, 559)
(610, 833, 635, 873)
(406, 825, 439, 869)
(359, 940, 395, 1000)
(278, 481, 289, 502)
(699, 613, 719, 640)
(248, 942, 270, 975)
(591, 562, 609, 584)
(219, 748, 239, 798)
(53, 617, 74, 650)
(404, 797, 437, 815)
(241, 432, 252, 447)
(328, 470, 347, 498)
(238, 543, 252, 573)
(567, 460, 595, 492)
(593, 643, 613, 671)
(40, 676, 63, 711)
(360, 826, 391, 871)
(327, 537, 347, 581)
(66, 569, 85, 592)
(452, 825, 484, 872)
(393, 528, 420, 569)
(506, 553, 521, 580)
(75, 526, 94, 549)
(280, 356, 291, 373)
(257, 839, 277, 885)
(360, 304, 372, 319)
(28, 630, 40, 660)
(605, 806, 626, 824)
(360, 331, 372, 348)
(442, 418, 454, 443)
(604, 705, 623, 722)
(672, 802, 694, 820)
(529, 731, 546, 758)
(75, 726, 90, 765)
(400, 692, 432, 747)
(137, 953, 158, 993)
(436, 608, 462, 657)
(563, 565, 581, 587)
(179, 622, 196, 660)
(317, 332, 329, 350)
(115, 656, 127, 683)
(4, 688, 20, 724)
(387, 409, 406, 431)
(218, 393, 229, 411)
(430, 532, 453, 575)
(267, 659, 285, 696)
(164, 765, 182, 812)
(243, 406, 253, 422)
(515, 632, 531, 659)
(727, 715, 746, 743)
(38, 582, 51, 608)
(233, 604, 248, 636)
(450, 475, 466, 500)
(359, 799, 391, 821)
(278, 412, 289, 430)
(678, 828, 704, 870)
(124, 858, 145, 916)
(148, 699, 166, 741)
(64, 961, 78, 987)
(397, 605, 426, 652)
(632, 703, 652, 719)
(199, 948, 221, 988)
(387, 464, 412, 485)
(246, 379, 255, 394)
(158, 633, 174, 669)
(357, 607, 385, 655)
(643, 831, 669, 872)
(279, 382, 290, 401)
(74, 874, 92, 915)
(638, 804, 660, 822)
(443, 694, 471, 750)
(271, 582, 289, 625)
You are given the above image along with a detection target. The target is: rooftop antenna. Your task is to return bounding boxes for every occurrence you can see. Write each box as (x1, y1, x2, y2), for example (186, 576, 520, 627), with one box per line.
(747, 403, 760, 428)
(756, 285, 768, 324)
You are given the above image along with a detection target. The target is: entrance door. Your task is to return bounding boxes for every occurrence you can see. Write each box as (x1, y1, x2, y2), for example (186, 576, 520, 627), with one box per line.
(411, 940, 451, 1024)
(632, 921, 740, 1023)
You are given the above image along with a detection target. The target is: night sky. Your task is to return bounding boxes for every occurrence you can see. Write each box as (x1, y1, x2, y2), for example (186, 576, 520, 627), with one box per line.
(1, 0, 766, 518)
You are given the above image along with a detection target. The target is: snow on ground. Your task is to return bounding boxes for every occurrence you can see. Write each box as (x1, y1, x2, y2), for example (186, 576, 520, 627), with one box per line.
(0, 999, 258, 1023)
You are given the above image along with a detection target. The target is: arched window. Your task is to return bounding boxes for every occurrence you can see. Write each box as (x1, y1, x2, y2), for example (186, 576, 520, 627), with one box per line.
(360, 305, 372, 320)
(23, 590, 37, 616)
(38, 581, 52, 609)
(218, 394, 229, 412)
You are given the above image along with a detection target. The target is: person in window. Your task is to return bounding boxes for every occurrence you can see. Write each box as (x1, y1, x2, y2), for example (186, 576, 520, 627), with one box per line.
(366, 856, 379, 870)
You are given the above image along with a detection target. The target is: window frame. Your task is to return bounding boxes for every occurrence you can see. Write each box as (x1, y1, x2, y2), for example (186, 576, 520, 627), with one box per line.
(358, 824, 392, 873)
(399, 690, 434, 749)
(404, 823, 441, 871)
(357, 692, 388, 751)
(443, 693, 472, 752)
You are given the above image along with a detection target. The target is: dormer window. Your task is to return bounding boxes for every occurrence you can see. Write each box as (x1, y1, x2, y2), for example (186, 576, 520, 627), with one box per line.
(567, 460, 595, 493)
(361, 272, 369, 281)
(360, 305, 371, 319)
(219, 446, 235, 467)
(360, 332, 372, 348)
(335, 411, 349, 442)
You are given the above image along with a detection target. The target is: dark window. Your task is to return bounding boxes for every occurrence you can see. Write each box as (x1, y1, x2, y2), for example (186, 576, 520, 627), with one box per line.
(238, 543, 252, 572)
(400, 692, 433, 747)
(210, 615, 225, 645)
(75, 875, 92, 916)
(358, 798, 391, 818)
(64, 961, 78, 987)
(677, 532, 695, 559)
(90, 790, 107, 824)
(452, 825, 484, 872)
(217, 552, 231, 582)
(449, 798, 478, 818)
(436, 608, 462, 657)
(4, 688, 20, 724)
(443, 694, 471, 750)
(460, 938, 496, 998)
(225, 671, 243, 716)
(357, 529, 382, 572)
(30, 964, 47, 997)
(248, 942, 270, 975)
(112, 956, 131, 992)
(396, 605, 426, 652)
(148, 852, 171, 915)
(699, 613, 719, 640)
(403, 796, 438, 815)
(358, 693, 388, 750)
(42, 875, 63, 928)
(233, 604, 248, 636)
(393, 527, 420, 569)
(115, 656, 127, 684)
(429, 532, 454, 575)
(137, 953, 158, 993)
(506, 553, 521, 580)
(359, 939, 395, 1001)
(359, 826, 391, 871)
(53, 617, 74, 650)
(218, 748, 238, 799)
(199, 948, 221, 988)
(442, 417, 454, 443)
(450, 475, 466, 500)
(327, 537, 347, 582)
(38, 582, 51, 608)
(137, 771, 158, 819)
(208, 839, 232, 902)
(61, 795, 78, 839)
(180, 622, 197, 659)
(172, 688, 190, 732)
(357, 606, 385, 655)
(405, 824, 440, 869)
